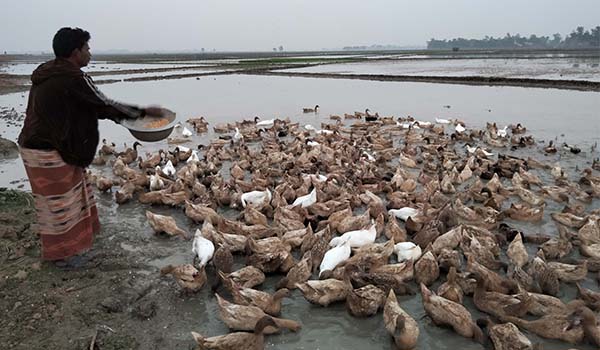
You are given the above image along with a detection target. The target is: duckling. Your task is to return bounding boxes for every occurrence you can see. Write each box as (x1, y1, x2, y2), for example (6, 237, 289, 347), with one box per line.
(303, 105, 320, 113)
(384, 289, 419, 350)
(160, 263, 206, 293)
(191, 315, 277, 350)
(215, 294, 301, 334)
(192, 228, 215, 267)
(420, 283, 485, 343)
(146, 211, 189, 239)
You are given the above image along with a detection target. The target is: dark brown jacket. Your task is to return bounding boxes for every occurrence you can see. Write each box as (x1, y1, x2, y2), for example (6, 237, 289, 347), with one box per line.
(18, 58, 143, 167)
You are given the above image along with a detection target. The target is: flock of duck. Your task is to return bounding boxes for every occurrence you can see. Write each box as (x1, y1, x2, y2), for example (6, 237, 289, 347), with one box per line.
(88, 109, 600, 350)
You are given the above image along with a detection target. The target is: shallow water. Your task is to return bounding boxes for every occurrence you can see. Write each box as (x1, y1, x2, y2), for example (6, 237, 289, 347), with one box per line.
(1, 74, 599, 349)
(282, 57, 600, 81)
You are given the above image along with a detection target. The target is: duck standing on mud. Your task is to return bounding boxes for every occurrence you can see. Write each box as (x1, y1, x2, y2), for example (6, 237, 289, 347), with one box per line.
(17, 27, 163, 267)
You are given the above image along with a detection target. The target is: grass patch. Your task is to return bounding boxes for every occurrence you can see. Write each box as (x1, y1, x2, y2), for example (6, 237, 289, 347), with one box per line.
(0, 188, 33, 211)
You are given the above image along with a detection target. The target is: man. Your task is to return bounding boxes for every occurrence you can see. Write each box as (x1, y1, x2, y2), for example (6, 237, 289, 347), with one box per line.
(18, 27, 162, 267)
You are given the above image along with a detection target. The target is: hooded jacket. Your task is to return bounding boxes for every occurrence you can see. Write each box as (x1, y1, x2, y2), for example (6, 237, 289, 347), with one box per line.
(18, 58, 143, 167)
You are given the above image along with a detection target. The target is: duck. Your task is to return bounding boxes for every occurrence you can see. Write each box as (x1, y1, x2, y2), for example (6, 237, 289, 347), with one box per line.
(160, 263, 206, 293)
(291, 188, 317, 208)
(303, 105, 319, 113)
(241, 189, 271, 208)
(221, 266, 265, 289)
(146, 211, 189, 239)
(394, 242, 422, 262)
(420, 283, 485, 343)
(543, 140, 557, 154)
(329, 223, 376, 248)
(116, 141, 142, 164)
(455, 123, 466, 133)
(388, 207, 418, 221)
(296, 278, 351, 306)
(567, 306, 600, 347)
(437, 267, 463, 304)
(227, 281, 290, 317)
(191, 315, 277, 350)
(233, 128, 243, 143)
(435, 117, 451, 124)
(192, 229, 215, 267)
(99, 138, 116, 156)
(277, 251, 313, 290)
(576, 283, 600, 311)
(563, 142, 581, 154)
(149, 171, 165, 191)
(213, 244, 234, 273)
(507, 233, 529, 268)
(181, 125, 193, 137)
(383, 289, 419, 350)
(162, 160, 176, 177)
(365, 109, 379, 122)
(215, 294, 301, 334)
(319, 238, 351, 278)
(497, 126, 508, 138)
(346, 284, 386, 317)
(414, 251, 439, 286)
(255, 117, 275, 128)
(477, 318, 533, 350)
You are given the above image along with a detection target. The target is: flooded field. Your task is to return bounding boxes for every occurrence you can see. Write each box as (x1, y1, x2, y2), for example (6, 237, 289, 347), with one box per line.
(282, 57, 600, 81)
(1, 66, 600, 350)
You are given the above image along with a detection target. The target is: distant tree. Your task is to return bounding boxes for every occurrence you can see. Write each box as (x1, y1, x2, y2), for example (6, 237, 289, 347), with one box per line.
(278, 45, 284, 52)
(273, 47, 277, 52)
(201, 48, 205, 52)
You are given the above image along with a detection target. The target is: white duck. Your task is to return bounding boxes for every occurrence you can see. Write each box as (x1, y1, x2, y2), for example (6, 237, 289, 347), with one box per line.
(192, 229, 215, 267)
(388, 207, 418, 221)
(162, 160, 176, 177)
(394, 242, 422, 262)
(435, 118, 451, 124)
(497, 126, 508, 138)
(304, 124, 317, 132)
(455, 124, 466, 133)
(256, 118, 274, 128)
(362, 151, 376, 162)
(306, 140, 320, 147)
(149, 173, 165, 191)
(241, 189, 272, 208)
(303, 174, 327, 183)
(182, 126, 193, 137)
(233, 127, 243, 143)
(329, 223, 376, 248)
(187, 150, 200, 163)
(319, 239, 351, 277)
(292, 188, 317, 208)
(317, 129, 334, 135)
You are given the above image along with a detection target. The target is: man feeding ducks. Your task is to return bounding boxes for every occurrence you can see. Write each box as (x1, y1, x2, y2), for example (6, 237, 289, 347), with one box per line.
(17, 27, 164, 268)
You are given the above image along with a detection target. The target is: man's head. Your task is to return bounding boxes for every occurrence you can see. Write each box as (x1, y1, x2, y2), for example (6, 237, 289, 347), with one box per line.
(52, 27, 91, 67)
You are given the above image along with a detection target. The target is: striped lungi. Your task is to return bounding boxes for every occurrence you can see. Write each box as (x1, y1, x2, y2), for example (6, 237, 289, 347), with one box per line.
(20, 148, 100, 260)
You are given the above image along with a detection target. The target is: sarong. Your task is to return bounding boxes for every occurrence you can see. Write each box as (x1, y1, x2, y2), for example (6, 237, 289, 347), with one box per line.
(20, 148, 100, 260)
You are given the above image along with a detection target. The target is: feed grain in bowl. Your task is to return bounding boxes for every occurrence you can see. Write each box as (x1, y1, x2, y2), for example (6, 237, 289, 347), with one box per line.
(120, 108, 177, 142)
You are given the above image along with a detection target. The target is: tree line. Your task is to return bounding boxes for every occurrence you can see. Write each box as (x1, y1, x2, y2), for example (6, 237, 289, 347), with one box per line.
(427, 26, 600, 50)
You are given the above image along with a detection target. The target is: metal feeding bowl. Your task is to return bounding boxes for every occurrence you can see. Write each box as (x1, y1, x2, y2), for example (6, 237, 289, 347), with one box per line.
(120, 108, 176, 142)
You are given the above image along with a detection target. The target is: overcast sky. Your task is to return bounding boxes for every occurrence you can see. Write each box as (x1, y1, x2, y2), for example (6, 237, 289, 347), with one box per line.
(2, 0, 598, 53)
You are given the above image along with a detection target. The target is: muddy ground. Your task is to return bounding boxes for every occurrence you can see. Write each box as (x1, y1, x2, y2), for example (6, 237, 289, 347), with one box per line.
(0, 188, 206, 350)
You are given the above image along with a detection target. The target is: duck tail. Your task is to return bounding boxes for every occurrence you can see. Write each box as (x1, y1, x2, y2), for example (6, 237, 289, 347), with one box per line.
(272, 317, 301, 332)
(190, 331, 207, 348)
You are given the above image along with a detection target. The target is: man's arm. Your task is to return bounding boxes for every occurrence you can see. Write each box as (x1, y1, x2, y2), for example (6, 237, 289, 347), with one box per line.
(73, 73, 145, 121)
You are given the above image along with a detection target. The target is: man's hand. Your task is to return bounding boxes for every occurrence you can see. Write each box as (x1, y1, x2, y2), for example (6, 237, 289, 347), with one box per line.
(144, 106, 163, 118)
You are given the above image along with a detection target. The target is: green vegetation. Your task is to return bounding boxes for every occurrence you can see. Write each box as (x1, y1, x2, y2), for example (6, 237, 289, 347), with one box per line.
(428, 25, 600, 50)
(0, 188, 33, 211)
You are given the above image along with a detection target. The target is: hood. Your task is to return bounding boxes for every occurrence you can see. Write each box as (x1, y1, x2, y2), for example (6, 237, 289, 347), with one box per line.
(31, 58, 82, 85)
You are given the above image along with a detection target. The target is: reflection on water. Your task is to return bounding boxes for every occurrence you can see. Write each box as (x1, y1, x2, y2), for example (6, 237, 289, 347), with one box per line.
(282, 57, 600, 81)
(0, 75, 599, 349)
